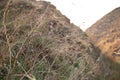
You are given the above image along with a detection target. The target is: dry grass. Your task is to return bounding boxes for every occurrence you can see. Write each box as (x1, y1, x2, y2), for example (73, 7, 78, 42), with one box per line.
(0, 0, 99, 80)
(2, 0, 118, 80)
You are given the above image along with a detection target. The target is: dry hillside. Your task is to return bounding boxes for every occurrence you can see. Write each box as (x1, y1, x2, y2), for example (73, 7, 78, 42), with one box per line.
(0, 0, 118, 80)
(86, 7, 120, 62)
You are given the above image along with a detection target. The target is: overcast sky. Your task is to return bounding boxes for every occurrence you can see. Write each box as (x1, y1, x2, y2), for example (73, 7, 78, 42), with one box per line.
(37, 0, 120, 31)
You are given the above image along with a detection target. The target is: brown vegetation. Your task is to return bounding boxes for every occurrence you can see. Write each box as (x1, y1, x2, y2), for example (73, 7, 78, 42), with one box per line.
(86, 7, 120, 80)
(86, 7, 120, 62)
(0, 0, 108, 80)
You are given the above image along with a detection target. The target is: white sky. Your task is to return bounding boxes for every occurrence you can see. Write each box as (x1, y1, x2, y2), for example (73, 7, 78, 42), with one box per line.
(37, 0, 120, 31)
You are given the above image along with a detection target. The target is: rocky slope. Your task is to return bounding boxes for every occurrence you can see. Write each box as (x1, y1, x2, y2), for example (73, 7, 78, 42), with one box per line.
(0, 0, 116, 80)
(86, 7, 120, 62)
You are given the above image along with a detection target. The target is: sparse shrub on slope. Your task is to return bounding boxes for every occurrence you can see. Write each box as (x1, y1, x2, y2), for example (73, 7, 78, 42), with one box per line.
(0, 0, 106, 80)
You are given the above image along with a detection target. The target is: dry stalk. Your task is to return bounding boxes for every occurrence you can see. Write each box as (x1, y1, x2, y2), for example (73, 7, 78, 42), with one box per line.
(12, 2, 51, 70)
(2, 0, 12, 79)
(20, 52, 49, 80)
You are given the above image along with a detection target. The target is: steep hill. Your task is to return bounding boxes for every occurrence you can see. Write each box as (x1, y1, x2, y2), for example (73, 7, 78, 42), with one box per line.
(86, 7, 120, 62)
(0, 0, 116, 80)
